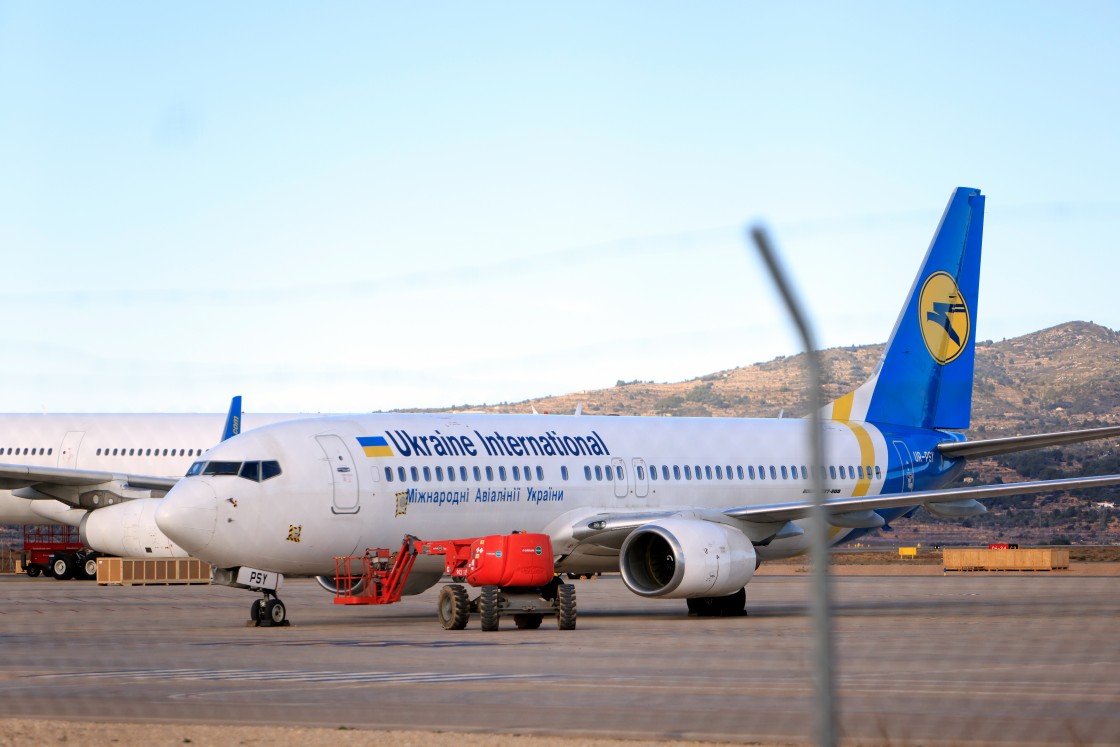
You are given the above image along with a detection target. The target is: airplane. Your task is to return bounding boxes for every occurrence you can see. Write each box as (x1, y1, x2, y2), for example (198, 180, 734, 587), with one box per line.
(148, 186, 1120, 626)
(0, 399, 309, 577)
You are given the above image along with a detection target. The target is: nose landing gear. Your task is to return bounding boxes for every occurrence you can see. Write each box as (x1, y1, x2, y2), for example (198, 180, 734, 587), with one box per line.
(249, 592, 289, 627)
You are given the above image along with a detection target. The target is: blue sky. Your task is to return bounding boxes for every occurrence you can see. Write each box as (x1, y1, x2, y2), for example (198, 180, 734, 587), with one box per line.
(2, 3, 1118, 413)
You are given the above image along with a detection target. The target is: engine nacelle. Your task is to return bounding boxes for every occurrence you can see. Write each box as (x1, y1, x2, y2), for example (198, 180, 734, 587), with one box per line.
(79, 498, 189, 558)
(619, 518, 757, 599)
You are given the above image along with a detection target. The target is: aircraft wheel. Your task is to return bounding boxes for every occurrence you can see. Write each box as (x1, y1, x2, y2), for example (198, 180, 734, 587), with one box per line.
(250, 599, 264, 623)
(51, 556, 74, 581)
(262, 599, 287, 627)
(438, 585, 470, 630)
(479, 586, 500, 631)
(513, 613, 543, 630)
(556, 583, 577, 630)
(81, 557, 99, 580)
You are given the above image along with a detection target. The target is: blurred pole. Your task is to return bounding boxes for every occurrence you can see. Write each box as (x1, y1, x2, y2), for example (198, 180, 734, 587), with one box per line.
(750, 225, 836, 747)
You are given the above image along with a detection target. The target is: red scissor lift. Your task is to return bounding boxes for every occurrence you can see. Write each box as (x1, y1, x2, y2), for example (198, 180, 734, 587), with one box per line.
(21, 525, 89, 579)
(333, 532, 576, 631)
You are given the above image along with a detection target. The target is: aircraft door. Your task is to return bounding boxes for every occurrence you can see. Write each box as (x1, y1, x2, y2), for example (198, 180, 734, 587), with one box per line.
(632, 458, 649, 498)
(611, 457, 628, 498)
(59, 431, 84, 470)
(316, 434, 360, 514)
(892, 440, 915, 492)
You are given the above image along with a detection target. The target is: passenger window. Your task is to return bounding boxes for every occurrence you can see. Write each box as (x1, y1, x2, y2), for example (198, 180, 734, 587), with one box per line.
(512, 466, 521, 481)
(398, 466, 407, 482)
(781, 465, 788, 479)
(239, 462, 261, 481)
(705, 466, 712, 480)
(561, 465, 569, 481)
(446, 466, 454, 482)
(875, 466, 882, 478)
(498, 466, 507, 481)
(594, 465, 603, 480)
(461, 466, 468, 481)
(411, 466, 419, 481)
(423, 467, 431, 481)
(858, 465, 865, 479)
(649, 465, 656, 481)
(737, 465, 745, 480)
(129, 448, 135, 456)
(584, 465, 592, 480)
(684, 465, 692, 480)
(829, 466, 837, 480)
(96, 448, 102, 456)
(485, 466, 494, 480)
(673, 465, 681, 480)
(636, 465, 645, 480)
(616, 465, 623, 480)
(435, 466, 444, 481)
(385, 467, 393, 482)
(801, 466, 808, 479)
(536, 466, 544, 481)
(474, 466, 482, 481)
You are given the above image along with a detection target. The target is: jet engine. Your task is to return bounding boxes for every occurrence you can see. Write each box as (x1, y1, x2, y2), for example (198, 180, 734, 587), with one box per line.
(619, 518, 757, 598)
(79, 498, 188, 559)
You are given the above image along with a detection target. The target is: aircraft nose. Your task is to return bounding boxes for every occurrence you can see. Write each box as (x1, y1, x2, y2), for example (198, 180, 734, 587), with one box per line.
(155, 480, 219, 554)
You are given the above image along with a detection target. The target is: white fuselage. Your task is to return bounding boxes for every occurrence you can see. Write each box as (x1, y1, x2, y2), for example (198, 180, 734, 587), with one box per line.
(155, 411, 951, 576)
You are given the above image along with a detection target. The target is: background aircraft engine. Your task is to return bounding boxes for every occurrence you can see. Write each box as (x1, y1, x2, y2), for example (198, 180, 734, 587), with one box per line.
(619, 518, 757, 599)
(79, 498, 188, 559)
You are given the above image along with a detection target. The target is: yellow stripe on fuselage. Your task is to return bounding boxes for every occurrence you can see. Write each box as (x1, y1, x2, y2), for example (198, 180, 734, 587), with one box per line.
(831, 392, 855, 422)
(830, 391, 875, 497)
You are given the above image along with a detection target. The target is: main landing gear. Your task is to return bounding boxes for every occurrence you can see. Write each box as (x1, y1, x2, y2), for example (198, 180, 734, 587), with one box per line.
(686, 587, 747, 617)
(249, 591, 289, 627)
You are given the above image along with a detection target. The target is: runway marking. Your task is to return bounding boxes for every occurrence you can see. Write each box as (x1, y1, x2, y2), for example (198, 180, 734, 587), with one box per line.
(26, 668, 553, 685)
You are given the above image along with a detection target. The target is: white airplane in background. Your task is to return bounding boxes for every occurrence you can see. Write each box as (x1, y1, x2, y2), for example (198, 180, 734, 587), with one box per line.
(138, 187, 1120, 627)
(0, 399, 309, 577)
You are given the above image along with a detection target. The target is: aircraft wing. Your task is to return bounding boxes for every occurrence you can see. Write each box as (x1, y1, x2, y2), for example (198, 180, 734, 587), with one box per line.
(939, 425, 1120, 459)
(565, 474, 1120, 544)
(725, 473, 1120, 524)
(0, 462, 179, 508)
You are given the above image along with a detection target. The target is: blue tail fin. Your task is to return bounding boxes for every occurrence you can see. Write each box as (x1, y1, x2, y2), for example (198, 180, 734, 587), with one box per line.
(825, 187, 985, 430)
(221, 396, 242, 442)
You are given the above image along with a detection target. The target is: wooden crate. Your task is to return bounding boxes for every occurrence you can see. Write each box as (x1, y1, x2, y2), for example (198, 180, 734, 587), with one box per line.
(942, 548, 1069, 572)
(97, 557, 212, 586)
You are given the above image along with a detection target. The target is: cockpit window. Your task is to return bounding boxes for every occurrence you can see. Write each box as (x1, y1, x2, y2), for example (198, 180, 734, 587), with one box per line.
(184, 460, 283, 481)
(203, 461, 241, 476)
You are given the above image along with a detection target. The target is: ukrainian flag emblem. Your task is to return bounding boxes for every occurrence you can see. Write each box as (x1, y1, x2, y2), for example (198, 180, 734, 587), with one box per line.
(357, 435, 394, 457)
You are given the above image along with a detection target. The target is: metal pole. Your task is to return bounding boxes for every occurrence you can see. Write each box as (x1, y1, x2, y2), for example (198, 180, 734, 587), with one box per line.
(750, 225, 837, 747)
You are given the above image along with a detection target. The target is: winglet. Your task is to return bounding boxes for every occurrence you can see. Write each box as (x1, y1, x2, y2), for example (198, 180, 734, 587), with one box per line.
(221, 396, 242, 442)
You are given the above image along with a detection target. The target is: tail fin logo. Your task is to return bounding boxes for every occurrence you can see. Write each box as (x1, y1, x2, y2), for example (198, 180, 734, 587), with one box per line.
(918, 271, 970, 364)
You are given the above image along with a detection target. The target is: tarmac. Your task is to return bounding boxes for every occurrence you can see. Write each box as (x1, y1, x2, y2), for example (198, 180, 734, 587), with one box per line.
(1, 567, 1118, 746)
